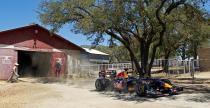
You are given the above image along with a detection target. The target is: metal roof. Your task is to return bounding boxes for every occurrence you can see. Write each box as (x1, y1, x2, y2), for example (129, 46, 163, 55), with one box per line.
(0, 24, 85, 51)
(83, 48, 109, 55)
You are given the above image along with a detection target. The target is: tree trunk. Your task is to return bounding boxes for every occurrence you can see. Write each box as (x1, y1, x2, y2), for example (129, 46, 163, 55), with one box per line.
(181, 43, 186, 60)
(163, 51, 170, 75)
(193, 43, 198, 60)
(193, 42, 198, 68)
(125, 46, 144, 77)
(148, 43, 161, 78)
(140, 41, 151, 77)
(130, 56, 134, 70)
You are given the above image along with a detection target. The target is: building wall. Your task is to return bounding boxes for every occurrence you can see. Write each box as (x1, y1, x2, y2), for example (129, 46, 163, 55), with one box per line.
(198, 48, 210, 71)
(89, 54, 109, 60)
(0, 49, 17, 79)
(0, 48, 81, 79)
(81, 52, 110, 64)
(62, 50, 82, 77)
(51, 52, 67, 77)
(0, 25, 84, 79)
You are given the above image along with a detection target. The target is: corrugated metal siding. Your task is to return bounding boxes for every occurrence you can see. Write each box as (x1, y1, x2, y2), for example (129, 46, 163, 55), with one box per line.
(0, 49, 17, 80)
(63, 50, 82, 76)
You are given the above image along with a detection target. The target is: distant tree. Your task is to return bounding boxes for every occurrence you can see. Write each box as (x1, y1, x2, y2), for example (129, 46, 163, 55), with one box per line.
(162, 6, 209, 72)
(39, 0, 208, 77)
(176, 22, 210, 61)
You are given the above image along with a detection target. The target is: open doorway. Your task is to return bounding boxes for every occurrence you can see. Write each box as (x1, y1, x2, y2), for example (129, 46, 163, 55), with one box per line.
(18, 51, 51, 77)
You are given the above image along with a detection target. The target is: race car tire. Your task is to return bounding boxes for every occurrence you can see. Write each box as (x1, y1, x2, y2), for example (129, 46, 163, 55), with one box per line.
(95, 79, 105, 91)
(136, 82, 147, 96)
(104, 79, 112, 91)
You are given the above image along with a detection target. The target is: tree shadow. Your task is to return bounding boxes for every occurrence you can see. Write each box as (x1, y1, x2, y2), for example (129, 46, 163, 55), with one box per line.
(90, 84, 210, 103)
(181, 84, 210, 103)
(181, 84, 210, 94)
(186, 93, 210, 102)
(18, 77, 68, 84)
(172, 78, 210, 84)
(90, 89, 177, 103)
(98, 91, 158, 103)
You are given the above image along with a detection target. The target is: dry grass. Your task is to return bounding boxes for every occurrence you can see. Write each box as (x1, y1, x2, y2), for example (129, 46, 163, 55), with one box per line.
(0, 81, 59, 108)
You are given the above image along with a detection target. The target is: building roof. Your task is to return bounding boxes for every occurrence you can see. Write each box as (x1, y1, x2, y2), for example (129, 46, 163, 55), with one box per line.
(0, 24, 85, 51)
(83, 48, 109, 55)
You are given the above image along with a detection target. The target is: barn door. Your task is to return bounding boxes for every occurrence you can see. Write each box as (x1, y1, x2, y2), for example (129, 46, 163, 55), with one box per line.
(51, 52, 67, 77)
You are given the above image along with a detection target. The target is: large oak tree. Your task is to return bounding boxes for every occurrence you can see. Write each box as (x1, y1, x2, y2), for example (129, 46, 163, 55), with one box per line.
(39, 0, 208, 77)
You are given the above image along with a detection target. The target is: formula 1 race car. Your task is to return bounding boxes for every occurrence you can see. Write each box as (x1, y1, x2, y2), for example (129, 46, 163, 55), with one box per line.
(135, 78, 183, 96)
(95, 70, 183, 96)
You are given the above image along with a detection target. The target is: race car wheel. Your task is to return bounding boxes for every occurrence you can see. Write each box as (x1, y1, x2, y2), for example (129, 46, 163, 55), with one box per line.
(95, 79, 105, 91)
(104, 79, 111, 91)
(136, 83, 147, 96)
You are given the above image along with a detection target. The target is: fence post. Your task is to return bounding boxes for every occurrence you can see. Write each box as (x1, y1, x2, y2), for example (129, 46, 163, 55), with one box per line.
(176, 60, 178, 75)
(189, 60, 191, 74)
(191, 59, 195, 79)
(88, 64, 91, 77)
(184, 60, 185, 74)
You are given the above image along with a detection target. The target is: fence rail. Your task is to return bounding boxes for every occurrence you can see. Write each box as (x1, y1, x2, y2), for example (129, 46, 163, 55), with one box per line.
(77, 59, 201, 77)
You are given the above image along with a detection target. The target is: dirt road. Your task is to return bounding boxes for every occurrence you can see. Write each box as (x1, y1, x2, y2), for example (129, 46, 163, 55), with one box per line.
(0, 79, 210, 108)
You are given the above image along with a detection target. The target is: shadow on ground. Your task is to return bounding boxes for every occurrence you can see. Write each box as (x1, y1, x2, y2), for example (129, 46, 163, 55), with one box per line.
(18, 77, 67, 84)
(182, 84, 210, 93)
(172, 78, 210, 84)
(186, 93, 210, 102)
(90, 84, 210, 103)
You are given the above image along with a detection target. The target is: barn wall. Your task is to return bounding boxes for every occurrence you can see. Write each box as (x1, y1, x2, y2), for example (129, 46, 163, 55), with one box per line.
(51, 52, 67, 77)
(62, 50, 82, 77)
(0, 25, 85, 79)
(198, 48, 210, 71)
(0, 49, 17, 80)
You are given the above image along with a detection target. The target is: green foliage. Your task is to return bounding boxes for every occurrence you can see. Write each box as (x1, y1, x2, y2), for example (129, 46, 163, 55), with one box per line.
(156, 4, 209, 59)
(38, 0, 209, 77)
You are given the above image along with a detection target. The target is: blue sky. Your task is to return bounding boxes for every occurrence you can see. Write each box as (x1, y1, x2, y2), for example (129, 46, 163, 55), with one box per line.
(0, 0, 209, 46)
(0, 0, 95, 45)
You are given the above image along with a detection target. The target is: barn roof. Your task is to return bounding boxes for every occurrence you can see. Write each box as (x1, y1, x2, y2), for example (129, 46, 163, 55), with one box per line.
(0, 24, 85, 51)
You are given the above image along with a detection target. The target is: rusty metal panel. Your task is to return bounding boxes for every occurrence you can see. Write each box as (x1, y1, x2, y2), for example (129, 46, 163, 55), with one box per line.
(51, 52, 67, 77)
(0, 49, 17, 80)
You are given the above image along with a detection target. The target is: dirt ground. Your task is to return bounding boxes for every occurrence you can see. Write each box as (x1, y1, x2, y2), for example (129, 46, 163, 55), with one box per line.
(0, 78, 210, 108)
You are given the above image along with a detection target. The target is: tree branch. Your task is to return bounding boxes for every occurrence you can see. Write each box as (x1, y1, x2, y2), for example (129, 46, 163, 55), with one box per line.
(105, 30, 127, 46)
(165, 0, 186, 15)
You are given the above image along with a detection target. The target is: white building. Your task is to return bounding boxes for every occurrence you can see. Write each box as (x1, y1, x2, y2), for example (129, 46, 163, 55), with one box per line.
(82, 48, 110, 64)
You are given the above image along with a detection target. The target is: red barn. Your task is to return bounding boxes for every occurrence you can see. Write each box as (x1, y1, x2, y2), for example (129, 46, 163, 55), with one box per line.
(0, 24, 84, 80)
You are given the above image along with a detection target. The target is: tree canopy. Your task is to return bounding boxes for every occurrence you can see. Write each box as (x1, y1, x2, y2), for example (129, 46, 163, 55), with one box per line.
(39, 0, 209, 77)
